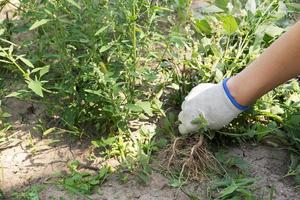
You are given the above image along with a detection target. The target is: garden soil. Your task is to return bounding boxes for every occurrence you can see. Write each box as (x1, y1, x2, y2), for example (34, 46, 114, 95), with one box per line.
(1, 95, 300, 200)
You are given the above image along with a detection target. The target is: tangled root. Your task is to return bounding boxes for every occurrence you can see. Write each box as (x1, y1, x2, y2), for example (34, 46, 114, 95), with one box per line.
(163, 135, 221, 181)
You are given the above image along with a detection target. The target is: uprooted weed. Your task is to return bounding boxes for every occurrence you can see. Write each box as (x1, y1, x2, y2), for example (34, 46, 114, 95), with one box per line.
(164, 135, 221, 181)
(159, 0, 300, 185)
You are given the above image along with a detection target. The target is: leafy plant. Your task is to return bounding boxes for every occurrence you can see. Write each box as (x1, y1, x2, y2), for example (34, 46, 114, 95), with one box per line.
(1, 0, 174, 177)
(59, 161, 110, 198)
(11, 185, 44, 200)
(0, 39, 48, 97)
(209, 177, 257, 200)
(11, 0, 171, 136)
(0, 78, 11, 144)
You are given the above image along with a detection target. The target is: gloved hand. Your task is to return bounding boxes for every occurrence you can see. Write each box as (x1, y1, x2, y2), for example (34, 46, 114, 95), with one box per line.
(178, 79, 249, 134)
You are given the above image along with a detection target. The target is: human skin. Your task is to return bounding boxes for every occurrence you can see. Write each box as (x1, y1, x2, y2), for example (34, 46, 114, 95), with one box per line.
(227, 21, 300, 106)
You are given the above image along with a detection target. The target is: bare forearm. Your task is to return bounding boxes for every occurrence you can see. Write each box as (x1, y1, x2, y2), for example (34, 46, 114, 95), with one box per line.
(228, 21, 300, 105)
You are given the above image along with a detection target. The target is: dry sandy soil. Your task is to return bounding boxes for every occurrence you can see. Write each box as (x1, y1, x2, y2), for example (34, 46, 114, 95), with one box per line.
(1, 97, 300, 200)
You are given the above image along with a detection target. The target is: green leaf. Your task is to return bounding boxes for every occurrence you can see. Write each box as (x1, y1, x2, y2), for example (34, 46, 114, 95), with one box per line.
(101, 137, 116, 146)
(2, 112, 12, 118)
(43, 127, 56, 136)
(32, 65, 50, 77)
(29, 19, 50, 30)
(236, 188, 253, 198)
(194, 19, 212, 35)
(138, 171, 150, 184)
(291, 80, 300, 90)
(19, 56, 34, 68)
(9, 45, 13, 55)
(94, 25, 109, 36)
(265, 25, 284, 38)
(169, 178, 185, 188)
(295, 174, 300, 185)
(221, 15, 238, 35)
(170, 83, 179, 90)
(85, 89, 102, 97)
(98, 166, 109, 178)
(245, 0, 256, 14)
(127, 104, 143, 112)
(136, 101, 153, 116)
(202, 5, 224, 13)
(0, 38, 16, 46)
(233, 157, 250, 170)
(218, 184, 238, 198)
(27, 79, 44, 97)
(66, 0, 81, 9)
(0, 52, 7, 57)
(210, 44, 222, 57)
(99, 44, 112, 53)
(0, 59, 11, 64)
(0, 29, 5, 36)
(286, 3, 300, 13)
(191, 114, 208, 132)
(215, 0, 229, 11)
(215, 68, 223, 82)
(40, 65, 50, 77)
(5, 90, 28, 98)
(287, 115, 300, 127)
(275, 1, 288, 19)
(91, 140, 100, 148)
(270, 105, 284, 115)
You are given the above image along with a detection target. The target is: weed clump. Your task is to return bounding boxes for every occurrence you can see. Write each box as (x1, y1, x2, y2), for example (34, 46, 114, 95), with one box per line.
(163, 135, 221, 181)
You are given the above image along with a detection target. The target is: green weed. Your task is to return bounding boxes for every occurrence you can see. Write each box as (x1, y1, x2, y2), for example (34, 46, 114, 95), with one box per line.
(11, 185, 44, 200)
(9, 0, 169, 136)
(0, 0, 175, 188)
(0, 78, 11, 144)
(59, 161, 110, 198)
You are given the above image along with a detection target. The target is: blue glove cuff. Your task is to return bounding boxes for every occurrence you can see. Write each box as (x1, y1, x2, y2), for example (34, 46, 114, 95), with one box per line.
(222, 78, 250, 111)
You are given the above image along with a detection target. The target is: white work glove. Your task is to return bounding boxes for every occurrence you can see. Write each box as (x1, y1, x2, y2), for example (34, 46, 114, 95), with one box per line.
(178, 79, 249, 134)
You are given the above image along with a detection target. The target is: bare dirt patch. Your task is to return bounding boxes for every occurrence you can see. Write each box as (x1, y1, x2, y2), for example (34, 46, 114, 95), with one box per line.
(183, 145, 300, 200)
(229, 145, 300, 200)
(0, 97, 90, 195)
(0, 0, 19, 20)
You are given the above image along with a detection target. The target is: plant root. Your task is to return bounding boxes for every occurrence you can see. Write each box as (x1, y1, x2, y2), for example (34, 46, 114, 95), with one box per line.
(164, 134, 220, 181)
